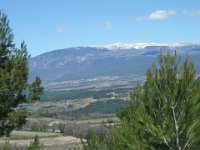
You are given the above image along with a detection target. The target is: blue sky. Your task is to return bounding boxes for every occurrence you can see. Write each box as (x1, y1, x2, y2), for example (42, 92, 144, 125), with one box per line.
(1, 0, 200, 56)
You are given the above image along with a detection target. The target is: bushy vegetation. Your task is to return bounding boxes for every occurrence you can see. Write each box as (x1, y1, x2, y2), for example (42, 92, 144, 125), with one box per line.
(27, 135, 41, 150)
(83, 129, 110, 150)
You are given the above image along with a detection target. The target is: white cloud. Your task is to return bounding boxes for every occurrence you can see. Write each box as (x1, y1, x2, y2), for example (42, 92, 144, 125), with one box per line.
(182, 10, 200, 16)
(149, 10, 176, 20)
(56, 27, 65, 33)
(135, 10, 176, 21)
(102, 22, 112, 30)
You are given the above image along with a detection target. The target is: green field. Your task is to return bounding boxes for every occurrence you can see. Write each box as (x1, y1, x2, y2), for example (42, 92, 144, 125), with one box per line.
(1, 131, 60, 140)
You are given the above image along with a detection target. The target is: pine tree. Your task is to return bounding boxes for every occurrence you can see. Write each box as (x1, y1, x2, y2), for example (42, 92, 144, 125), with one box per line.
(111, 51, 200, 149)
(0, 11, 43, 137)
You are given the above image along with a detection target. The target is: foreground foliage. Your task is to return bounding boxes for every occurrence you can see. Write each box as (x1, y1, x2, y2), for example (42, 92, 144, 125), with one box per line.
(84, 52, 200, 149)
(27, 135, 41, 150)
(0, 11, 43, 137)
(83, 129, 110, 150)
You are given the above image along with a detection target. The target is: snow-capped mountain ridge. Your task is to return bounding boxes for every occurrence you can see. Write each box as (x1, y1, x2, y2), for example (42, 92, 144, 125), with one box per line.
(89, 42, 194, 50)
(29, 44, 200, 83)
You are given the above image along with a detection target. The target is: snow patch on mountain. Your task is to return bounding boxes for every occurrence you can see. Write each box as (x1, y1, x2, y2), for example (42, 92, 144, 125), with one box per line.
(89, 42, 193, 50)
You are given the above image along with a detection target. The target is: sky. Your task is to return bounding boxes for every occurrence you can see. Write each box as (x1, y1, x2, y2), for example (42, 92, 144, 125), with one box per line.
(1, 0, 200, 56)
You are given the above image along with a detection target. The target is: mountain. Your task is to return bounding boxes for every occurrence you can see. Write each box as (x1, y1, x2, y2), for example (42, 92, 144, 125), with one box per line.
(29, 43, 200, 86)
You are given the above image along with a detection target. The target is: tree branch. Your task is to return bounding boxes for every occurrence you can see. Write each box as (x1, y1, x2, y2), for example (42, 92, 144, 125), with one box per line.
(163, 137, 173, 150)
(172, 104, 181, 149)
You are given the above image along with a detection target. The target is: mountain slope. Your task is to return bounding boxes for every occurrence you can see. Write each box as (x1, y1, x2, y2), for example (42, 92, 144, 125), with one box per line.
(29, 43, 200, 84)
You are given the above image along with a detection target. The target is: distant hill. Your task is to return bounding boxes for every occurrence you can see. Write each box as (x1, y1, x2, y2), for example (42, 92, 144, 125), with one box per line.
(29, 43, 200, 85)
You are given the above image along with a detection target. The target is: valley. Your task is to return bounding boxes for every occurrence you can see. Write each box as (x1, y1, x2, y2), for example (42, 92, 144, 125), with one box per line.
(1, 1, 200, 149)
(1, 44, 200, 149)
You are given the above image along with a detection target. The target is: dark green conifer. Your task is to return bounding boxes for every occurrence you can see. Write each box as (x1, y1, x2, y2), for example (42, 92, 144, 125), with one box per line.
(0, 11, 43, 137)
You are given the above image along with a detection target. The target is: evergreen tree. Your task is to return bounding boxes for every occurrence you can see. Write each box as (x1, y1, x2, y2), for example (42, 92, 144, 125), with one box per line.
(0, 11, 43, 137)
(111, 51, 200, 149)
(27, 135, 41, 150)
